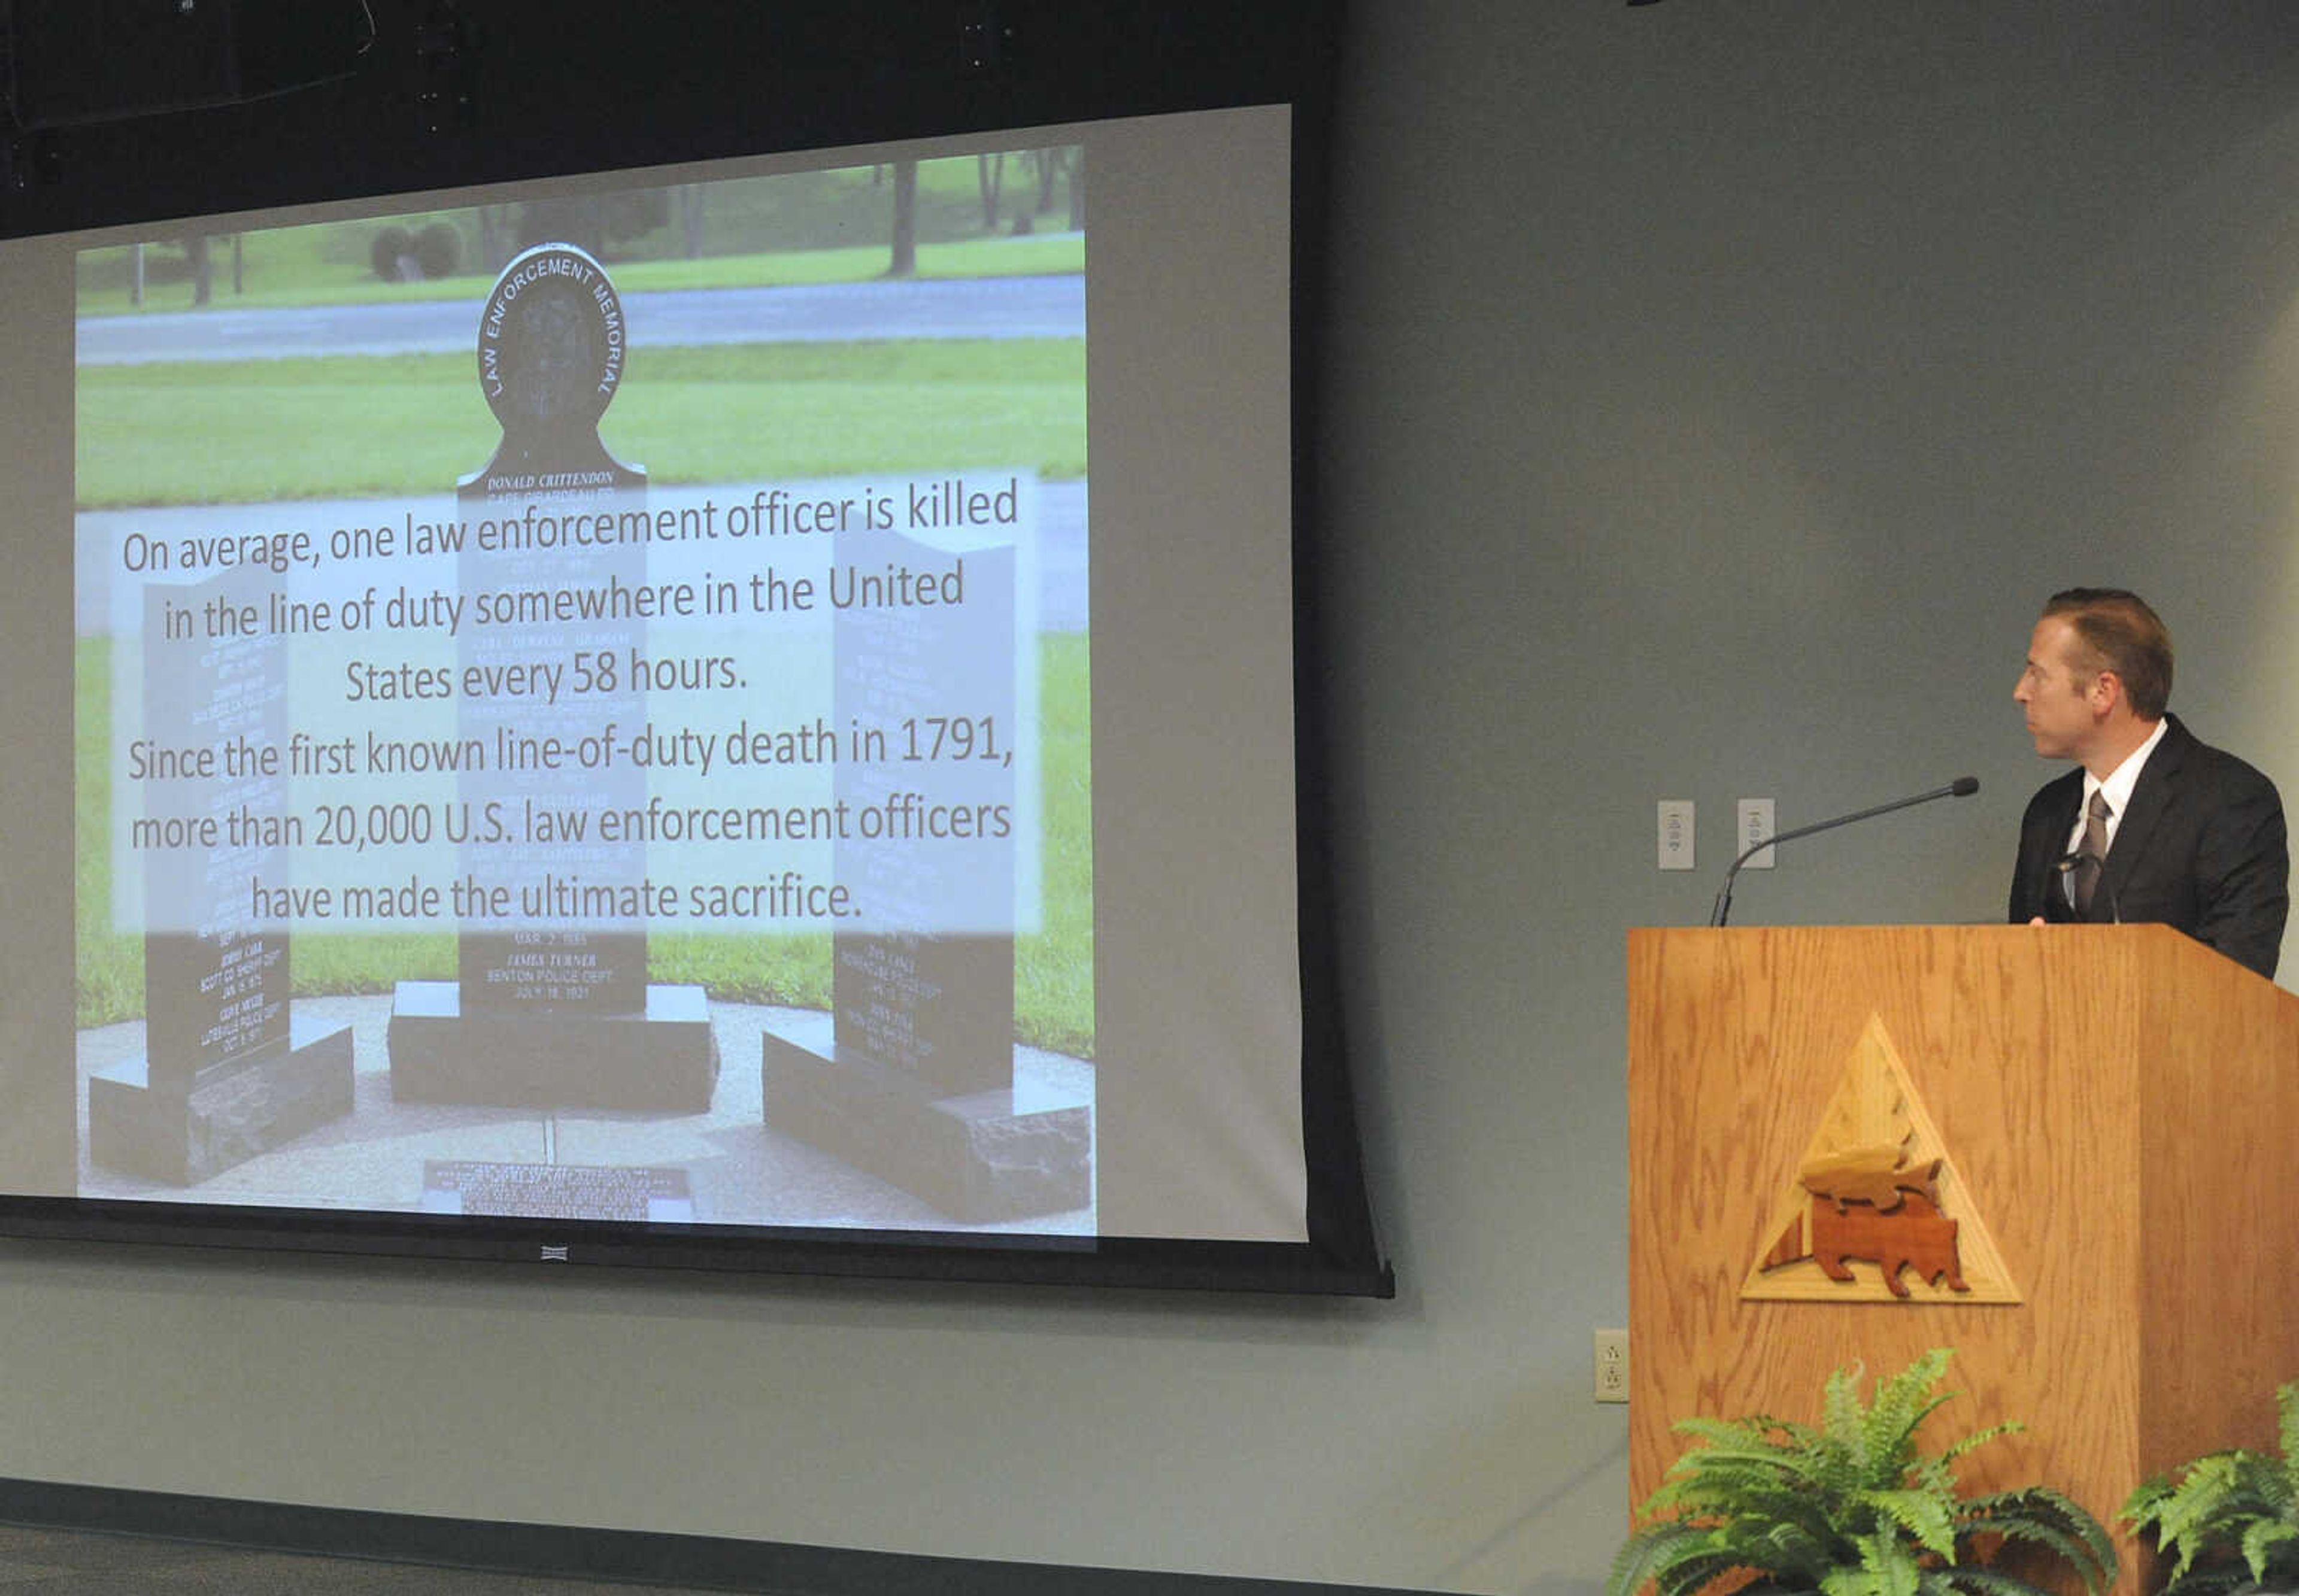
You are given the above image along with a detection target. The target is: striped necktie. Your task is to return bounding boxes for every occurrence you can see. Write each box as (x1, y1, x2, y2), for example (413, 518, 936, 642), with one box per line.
(2073, 790, 2111, 915)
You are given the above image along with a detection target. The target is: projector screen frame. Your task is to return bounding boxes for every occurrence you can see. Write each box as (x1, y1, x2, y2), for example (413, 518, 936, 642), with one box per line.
(0, 0, 1393, 1298)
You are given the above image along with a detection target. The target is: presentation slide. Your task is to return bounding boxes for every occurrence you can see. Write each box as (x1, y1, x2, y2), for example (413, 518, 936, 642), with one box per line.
(28, 105, 1312, 1254)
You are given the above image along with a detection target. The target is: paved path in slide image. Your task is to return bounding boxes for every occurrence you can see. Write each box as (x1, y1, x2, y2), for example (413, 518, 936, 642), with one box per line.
(76, 274, 1086, 365)
(75, 994, 1095, 1235)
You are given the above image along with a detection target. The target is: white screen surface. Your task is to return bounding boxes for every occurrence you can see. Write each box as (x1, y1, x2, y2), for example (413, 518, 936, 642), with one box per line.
(29, 106, 1315, 1254)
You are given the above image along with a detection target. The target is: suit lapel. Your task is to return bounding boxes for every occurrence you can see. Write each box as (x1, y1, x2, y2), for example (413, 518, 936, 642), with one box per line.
(2096, 716, 2187, 911)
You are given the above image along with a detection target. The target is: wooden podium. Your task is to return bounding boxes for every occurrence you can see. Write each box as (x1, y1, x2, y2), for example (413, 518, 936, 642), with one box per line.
(1628, 925, 2299, 1586)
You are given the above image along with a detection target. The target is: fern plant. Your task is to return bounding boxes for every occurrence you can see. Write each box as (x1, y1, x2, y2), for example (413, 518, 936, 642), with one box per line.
(1608, 1348, 2115, 1596)
(2122, 1379, 2299, 1596)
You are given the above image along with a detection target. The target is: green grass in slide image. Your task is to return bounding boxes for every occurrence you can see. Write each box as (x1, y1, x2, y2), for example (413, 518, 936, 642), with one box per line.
(77, 340, 1085, 508)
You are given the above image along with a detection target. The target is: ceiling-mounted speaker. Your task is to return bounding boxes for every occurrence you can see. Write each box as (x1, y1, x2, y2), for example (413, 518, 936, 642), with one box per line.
(1, 0, 369, 130)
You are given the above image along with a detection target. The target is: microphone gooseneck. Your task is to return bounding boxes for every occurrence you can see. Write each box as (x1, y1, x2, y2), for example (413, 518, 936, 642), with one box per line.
(1707, 776, 1980, 928)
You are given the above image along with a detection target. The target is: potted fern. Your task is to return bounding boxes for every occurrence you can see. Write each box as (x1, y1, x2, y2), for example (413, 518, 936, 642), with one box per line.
(1608, 1348, 2116, 1596)
(2122, 1378, 2299, 1596)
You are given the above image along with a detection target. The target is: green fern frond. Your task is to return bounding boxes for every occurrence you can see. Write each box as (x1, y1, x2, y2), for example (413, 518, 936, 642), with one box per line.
(1937, 1421, 2022, 1468)
(1652, 1551, 1758, 1596)
(1645, 1461, 1836, 1523)
(1857, 1350, 1957, 1465)
(2256, 1465, 2299, 1521)
(1902, 1451, 1959, 1505)
(1609, 1517, 1715, 1596)
(2157, 1565, 2259, 1596)
(1976, 1489, 2113, 1580)
(1671, 1414, 1822, 1454)
(1857, 1488, 1957, 1559)
(1866, 1389, 1957, 1473)
(1922, 1565, 2074, 1596)
(1749, 1517, 1838, 1579)
(2277, 1382, 2299, 1495)
(1955, 1495, 2116, 1596)
(2239, 1516, 2299, 1583)
(2122, 1472, 2181, 1527)
(1655, 1443, 1822, 1485)
(2145, 1452, 2283, 1568)
(1836, 1530, 1924, 1596)
(1615, 1353, 2111, 1596)
(1863, 1528, 1929, 1596)
(1824, 1361, 1871, 1454)
(1731, 1485, 1848, 1539)
(2143, 1454, 2241, 1542)
(1663, 1503, 1841, 1573)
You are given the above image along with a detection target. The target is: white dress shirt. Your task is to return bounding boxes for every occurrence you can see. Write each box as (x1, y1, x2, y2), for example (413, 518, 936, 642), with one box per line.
(2063, 715, 2169, 859)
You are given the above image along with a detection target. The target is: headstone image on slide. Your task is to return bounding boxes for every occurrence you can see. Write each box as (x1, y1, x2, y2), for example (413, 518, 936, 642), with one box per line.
(89, 564, 353, 1184)
(386, 242, 717, 1109)
(762, 493, 1090, 1222)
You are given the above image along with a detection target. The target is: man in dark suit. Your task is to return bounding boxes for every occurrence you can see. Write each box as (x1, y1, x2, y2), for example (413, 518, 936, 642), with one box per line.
(2009, 587, 2289, 978)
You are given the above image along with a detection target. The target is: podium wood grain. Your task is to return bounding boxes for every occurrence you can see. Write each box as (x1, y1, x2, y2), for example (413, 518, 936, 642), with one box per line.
(1627, 926, 2299, 1591)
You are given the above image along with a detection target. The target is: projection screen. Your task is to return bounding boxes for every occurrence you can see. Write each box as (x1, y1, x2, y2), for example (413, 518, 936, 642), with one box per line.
(0, 73, 1388, 1294)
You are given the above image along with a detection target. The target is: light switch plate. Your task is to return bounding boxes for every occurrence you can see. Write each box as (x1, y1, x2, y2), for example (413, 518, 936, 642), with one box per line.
(1658, 800, 1694, 871)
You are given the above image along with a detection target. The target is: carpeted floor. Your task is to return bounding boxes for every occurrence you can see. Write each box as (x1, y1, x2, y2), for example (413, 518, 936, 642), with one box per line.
(0, 1523, 747, 1594)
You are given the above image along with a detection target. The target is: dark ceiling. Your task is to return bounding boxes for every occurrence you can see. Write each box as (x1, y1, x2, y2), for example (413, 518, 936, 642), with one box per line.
(0, 0, 1336, 236)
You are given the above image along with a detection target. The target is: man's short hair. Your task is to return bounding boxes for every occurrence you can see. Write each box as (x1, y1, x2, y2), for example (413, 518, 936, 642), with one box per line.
(2042, 587, 2174, 718)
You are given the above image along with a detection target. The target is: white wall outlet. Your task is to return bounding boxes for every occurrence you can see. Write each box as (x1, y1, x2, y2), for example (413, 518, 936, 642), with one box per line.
(1657, 800, 1694, 871)
(1594, 1327, 1628, 1403)
(1736, 798, 1775, 869)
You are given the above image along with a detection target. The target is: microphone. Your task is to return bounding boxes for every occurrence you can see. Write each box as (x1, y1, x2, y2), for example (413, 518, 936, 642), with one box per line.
(2051, 849, 2119, 924)
(1708, 776, 1980, 927)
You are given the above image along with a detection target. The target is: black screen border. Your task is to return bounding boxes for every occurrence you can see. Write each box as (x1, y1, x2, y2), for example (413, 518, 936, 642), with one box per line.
(2, 0, 1391, 1298)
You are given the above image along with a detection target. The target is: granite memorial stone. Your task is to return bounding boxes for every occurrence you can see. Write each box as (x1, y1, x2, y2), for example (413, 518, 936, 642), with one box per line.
(89, 563, 353, 1185)
(387, 242, 718, 1111)
(762, 515, 1090, 1222)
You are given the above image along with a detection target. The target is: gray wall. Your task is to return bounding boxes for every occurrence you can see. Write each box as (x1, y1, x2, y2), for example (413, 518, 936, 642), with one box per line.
(8, 5, 2299, 1593)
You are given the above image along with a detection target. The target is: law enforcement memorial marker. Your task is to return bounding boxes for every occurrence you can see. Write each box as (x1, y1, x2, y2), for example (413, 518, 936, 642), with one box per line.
(762, 493, 1091, 1222)
(386, 242, 717, 1110)
(90, 565, 354, 1184)
(419, 1159, 696, 1222)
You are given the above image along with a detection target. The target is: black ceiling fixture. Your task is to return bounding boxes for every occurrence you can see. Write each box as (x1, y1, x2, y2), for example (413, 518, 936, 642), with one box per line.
(0, 0, 372, 131)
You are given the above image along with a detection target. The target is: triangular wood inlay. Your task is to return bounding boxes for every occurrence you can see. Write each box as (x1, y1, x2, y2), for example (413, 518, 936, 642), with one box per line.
(1740, 1013, 2019, 1304)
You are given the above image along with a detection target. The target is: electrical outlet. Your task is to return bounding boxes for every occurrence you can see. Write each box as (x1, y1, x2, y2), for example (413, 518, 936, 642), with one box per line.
(1657, 800, 1694, 871)
(1736, 798, 1775, 869)
(1594, 1327, 1628, 1403)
